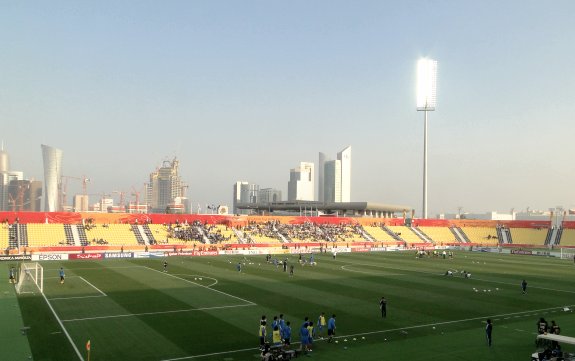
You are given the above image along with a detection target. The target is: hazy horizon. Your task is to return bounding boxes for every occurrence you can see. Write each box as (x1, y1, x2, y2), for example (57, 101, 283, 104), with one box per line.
(1, 1, 574, 215)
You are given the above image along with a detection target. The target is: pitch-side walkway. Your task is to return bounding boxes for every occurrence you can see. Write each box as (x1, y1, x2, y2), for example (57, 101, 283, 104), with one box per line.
(0, 272, 33, 360)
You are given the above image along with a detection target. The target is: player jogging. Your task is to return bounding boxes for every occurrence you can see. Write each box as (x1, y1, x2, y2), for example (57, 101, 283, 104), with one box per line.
(521, 279, 527, 294)
(59, 267, 65, 284)
(327, 314, 336, 343)
(163, 261, 168, 273)
(380, 296, 387, 318)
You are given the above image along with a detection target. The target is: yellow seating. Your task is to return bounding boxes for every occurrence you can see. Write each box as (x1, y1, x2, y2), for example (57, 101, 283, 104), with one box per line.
(560, 229, 575, 246)
(460, 227, 499, 245)
(147, 224, 171, 243)
(387, 226, 422, 244)
(418, 227, 457, 244)
(84, 224, 139, 246)
(0, 224, 9, 249)
(364, 226, 396, 242)
(250, 234, 281, 243)
(510, 228, 547, 245)
(213, 225, 239, 244)
(27, 224, 67, 247)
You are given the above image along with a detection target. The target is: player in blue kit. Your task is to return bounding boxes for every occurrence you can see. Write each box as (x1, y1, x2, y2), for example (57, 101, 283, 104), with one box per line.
(327, 314, 336, 343)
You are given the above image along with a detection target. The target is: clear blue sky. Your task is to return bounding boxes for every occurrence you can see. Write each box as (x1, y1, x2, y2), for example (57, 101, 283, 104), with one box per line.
(1, 1, 574, 215)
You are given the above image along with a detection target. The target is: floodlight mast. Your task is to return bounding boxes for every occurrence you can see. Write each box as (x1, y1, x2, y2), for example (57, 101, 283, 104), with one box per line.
(416, 58, 437, 219)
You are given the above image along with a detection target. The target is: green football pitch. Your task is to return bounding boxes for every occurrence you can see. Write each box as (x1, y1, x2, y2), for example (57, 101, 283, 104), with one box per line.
(10, 251, 575, 361)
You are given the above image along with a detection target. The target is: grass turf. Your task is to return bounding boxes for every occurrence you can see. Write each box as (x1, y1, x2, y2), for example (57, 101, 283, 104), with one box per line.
(11, 250, 575, 361)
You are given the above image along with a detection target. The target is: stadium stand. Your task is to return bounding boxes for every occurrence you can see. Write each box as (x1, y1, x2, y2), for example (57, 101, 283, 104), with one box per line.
(84, 224, 139, 246)
(212, 225, 239, 244)
(27, 224, 68, 247)
(387, 226, 422, 244)
(0, 211, 561, 253)
(559, 229, 575, 246)
(509, 227, 548, 246)
(418, 226, 458, 244)
(364, 226, 397, 242)
(0, 224, 8, 250)
(460, 226, 500, 245)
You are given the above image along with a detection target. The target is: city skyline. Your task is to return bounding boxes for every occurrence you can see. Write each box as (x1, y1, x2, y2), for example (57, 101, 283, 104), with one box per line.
(2, 1, 575, 215)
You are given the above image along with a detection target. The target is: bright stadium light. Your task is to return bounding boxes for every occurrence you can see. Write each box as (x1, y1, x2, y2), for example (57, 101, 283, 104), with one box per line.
(417, 58, 437, 111)
(416, 58, 438, 219)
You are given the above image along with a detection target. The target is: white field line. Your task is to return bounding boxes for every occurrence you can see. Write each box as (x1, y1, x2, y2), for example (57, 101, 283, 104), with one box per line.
(160, 304, 574, 361)
(41, 292, 84, 361)
(143, 266, 255, 305)
(79, 276, 107, 296)
(45, 275, 80, 279)
(340, 260, 575, 294)
(43, 265, 143, 271)
(161, 347, 258, 361)
(47, 276, 107, 300)
(49, 295, 107, 301)
(61, 303, 256, 322)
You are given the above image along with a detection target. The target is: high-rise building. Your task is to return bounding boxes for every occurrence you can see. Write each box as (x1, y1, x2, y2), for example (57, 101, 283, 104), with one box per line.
(288, 162, 314, 201)
(7, 180, 42, 212)
(337, 146, 352, 202)
(0, 146, 12, 211)
(323, 159, 341, 202)
(233, 181, 259, 214)
(320, 145, 351, 203)
(41, 144, 63, 212)
(2, 173, 23, 210)
(73, 194, 90, 212)
(146, 158, 185, 213)
(1, 146, 42, 211)
(318, 152, 326, 202)
(258, 188, 282, 203)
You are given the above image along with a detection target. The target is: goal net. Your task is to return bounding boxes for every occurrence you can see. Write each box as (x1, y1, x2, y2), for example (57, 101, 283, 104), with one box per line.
(15, 262, 44, 294)
(560, 248, 575, 260)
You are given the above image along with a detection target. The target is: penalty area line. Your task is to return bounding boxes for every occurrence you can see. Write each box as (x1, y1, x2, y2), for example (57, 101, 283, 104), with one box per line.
(143, 266, 255, 305)
(61, 303, 256, 322)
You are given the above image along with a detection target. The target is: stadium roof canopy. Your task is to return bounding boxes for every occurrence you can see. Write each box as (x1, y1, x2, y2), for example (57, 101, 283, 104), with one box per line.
(236, 201, 412, 218)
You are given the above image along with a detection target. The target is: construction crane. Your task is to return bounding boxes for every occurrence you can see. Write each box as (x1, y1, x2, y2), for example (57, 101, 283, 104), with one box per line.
(112, 191, 126, 212)
(8, 182, 29, 211)
(60, 175, 90, 210)
(131, 186, 141, 208)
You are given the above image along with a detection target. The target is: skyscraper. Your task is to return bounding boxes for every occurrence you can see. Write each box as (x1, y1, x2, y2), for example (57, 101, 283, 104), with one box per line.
(233, 181, 259, 214)
(323, 159, 341, 202)
(41, 144, 63, 212)
(318, 152, 326, 202)
(287, 162, 314, 201)
(146, 158, 185, 213)
(337, 146, 352, 202)
(320, 146, 351, 203)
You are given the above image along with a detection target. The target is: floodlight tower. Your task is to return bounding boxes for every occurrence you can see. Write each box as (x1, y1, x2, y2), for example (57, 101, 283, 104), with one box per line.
(416, 58, 437, 219)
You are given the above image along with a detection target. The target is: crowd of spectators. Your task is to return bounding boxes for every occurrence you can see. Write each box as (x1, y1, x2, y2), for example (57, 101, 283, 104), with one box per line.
(165, 221, 234, 244)
(235, 221, 368, 243)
